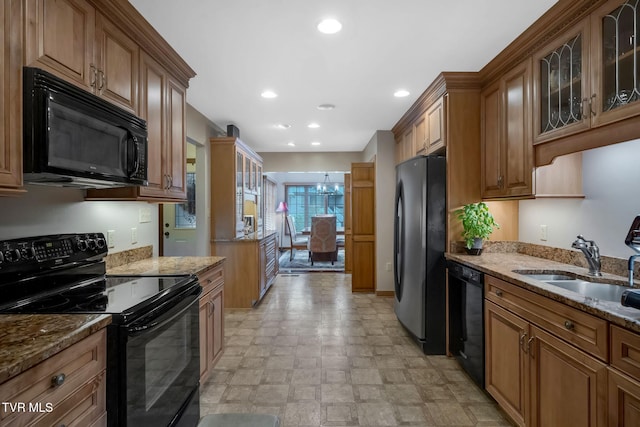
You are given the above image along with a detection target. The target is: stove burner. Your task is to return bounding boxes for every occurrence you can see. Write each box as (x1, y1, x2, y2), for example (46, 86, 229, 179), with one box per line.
(21, 294, 72, 311)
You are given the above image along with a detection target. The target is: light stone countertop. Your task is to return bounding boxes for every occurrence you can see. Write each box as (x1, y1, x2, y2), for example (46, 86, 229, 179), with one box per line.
(107, 256, 225, 276)
(446, 252, 640, 333)
(0, 314, 111, 384)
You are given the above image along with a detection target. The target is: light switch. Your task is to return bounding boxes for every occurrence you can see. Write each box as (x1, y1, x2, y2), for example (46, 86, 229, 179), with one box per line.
(107, 230, 115, 248)
(540, 225, 548, 241)
(131, 227, 138, 244)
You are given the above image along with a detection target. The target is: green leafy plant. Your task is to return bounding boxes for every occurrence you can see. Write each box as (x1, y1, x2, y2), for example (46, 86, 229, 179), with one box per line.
(455, 202, 500, 249)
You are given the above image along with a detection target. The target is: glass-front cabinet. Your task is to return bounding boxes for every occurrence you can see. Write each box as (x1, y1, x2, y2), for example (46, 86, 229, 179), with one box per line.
(592, 0, 640, 125)
(534, 20, 591, 143)
(236, 151, 244, 235)
(534, 0, 640, 143)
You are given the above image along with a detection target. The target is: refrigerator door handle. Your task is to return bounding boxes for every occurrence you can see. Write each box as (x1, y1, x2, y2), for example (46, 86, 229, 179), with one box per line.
(394, 180, 405, 300)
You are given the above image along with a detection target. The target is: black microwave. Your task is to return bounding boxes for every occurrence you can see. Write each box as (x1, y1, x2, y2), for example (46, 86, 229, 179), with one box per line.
(23, 67, 148, 188)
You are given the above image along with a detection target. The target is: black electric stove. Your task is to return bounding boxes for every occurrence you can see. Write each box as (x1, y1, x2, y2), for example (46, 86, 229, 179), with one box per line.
(0, 233, 202, 427)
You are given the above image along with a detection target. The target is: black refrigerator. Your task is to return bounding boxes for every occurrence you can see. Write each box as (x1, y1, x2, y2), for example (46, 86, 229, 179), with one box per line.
(394, 155, 446, 354)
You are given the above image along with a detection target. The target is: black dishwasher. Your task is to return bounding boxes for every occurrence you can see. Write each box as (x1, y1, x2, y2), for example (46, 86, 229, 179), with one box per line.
(448, 260, 485, 388)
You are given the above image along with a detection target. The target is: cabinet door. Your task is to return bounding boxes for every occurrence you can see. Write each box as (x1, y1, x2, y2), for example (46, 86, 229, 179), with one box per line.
(503, 59, 534, 198)
(591, 0, 640, 127)
(481, 81, 503, 198)
(426, 96, 446, 153)
(413, 113, 427, 155)
(138, 52, 166, 198)
(402, 127, 414, 161)
(211, 285, 224, 366)
(198, 295, 210, 381)
(394, 138, 403, 164)
(236, 151, 244, 235)
(529, 326, 607, 427)
(0, 0, 23, 194)
(95, 14, 138, 113)
(608, 367, 640, 427)
(24, 0, 95, 89)
(533, 19, 591, 143)
(166, 77, 187, 199)
(485, 301, 528, 427)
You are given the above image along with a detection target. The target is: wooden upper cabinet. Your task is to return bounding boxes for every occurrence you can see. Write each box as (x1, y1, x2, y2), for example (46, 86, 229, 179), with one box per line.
(425, 95, 446, 153)
(413, 113, 427, 155)
(25, 0, 138, 113)
(590, 0, 640, 127)
(166, 77, 187, 198)
(94, 13, 138, 113)
(533, 19, 591, 144)
(0, 0, 24, 195)
(481, 59, 534, 199)
(24, 0, 96, 89)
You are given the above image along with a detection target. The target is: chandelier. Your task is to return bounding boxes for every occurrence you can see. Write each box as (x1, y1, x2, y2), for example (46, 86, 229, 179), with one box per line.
(317, 172, 339, 195)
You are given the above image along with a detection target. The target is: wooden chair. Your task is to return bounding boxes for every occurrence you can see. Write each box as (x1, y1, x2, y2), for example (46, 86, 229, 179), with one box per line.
(285, 215, 308, 261)
(308, 215, 338, 265)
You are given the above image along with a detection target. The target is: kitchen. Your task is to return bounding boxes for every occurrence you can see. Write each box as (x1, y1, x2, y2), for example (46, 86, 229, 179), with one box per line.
(2, 0, 640, 426)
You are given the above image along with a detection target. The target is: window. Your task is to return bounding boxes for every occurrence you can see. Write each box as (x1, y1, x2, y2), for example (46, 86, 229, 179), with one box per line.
(285, 184, 344, 229)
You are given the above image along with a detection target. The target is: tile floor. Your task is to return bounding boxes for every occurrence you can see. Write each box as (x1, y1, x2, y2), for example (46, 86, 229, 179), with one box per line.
(200, 273, 512, 426)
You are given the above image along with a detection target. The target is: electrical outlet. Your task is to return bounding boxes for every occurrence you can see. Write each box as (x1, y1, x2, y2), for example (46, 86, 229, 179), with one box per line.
(139, 207, 152, 223)
(107, 230, 115, 248)
(131, 227, 138, 244)
(540, 224, 548, 241)
(385, 262, 392, 272)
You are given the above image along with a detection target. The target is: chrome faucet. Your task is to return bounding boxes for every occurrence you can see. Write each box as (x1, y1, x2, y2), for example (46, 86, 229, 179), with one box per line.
(571, 235, 602, 276)
(630, 255, 639, 287)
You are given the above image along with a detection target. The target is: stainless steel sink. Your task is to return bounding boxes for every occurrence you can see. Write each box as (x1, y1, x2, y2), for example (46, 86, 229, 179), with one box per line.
(544, 279, 628, 302)
(512, 270, 630, 302)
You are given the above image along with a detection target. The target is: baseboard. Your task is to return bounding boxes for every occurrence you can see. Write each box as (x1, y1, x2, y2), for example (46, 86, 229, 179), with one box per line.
(376, 290, 395, 297)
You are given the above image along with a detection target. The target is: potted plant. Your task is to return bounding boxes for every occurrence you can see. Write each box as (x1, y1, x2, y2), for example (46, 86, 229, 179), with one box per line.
(455, 202, 500, 255)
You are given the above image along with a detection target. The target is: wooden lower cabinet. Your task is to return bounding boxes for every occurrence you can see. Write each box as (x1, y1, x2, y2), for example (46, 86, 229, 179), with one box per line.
(608, 367, 640, 426)
(199, 263, 225, 384)
(0, 329, 107, 426)
(485, 301, 529, 426)
(212, 232, 278, 308)
(485, 281, 607, 427)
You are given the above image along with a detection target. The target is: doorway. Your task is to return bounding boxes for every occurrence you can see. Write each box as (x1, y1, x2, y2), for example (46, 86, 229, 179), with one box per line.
(160, 141, 199, 256)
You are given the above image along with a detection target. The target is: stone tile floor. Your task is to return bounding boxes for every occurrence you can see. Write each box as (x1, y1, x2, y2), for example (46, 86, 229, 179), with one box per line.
(200, 273, 512, 426)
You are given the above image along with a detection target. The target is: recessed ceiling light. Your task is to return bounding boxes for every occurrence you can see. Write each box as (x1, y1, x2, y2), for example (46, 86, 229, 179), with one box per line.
(394, 89, 410, 98)
(308, 123, 320, 129)
(275, 123, 291, 129)
(311, 141, 321, 146)
(317, 104, 335, 110)
(261, 90, 278, 99)
(287, 142, 296, 147)
(317, 18, 342, 34)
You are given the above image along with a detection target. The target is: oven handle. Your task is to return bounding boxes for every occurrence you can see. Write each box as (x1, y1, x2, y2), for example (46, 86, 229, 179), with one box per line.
(127, 285, 201, 337)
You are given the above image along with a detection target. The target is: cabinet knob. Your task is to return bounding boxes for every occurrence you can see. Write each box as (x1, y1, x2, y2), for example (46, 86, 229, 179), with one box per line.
(495, 289, 503, 297)
(564, 320, 575, 330)
(51, 373, 66, 387)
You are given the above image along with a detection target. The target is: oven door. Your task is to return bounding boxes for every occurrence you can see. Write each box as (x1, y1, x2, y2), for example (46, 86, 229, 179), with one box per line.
(111, 284, 201, 427)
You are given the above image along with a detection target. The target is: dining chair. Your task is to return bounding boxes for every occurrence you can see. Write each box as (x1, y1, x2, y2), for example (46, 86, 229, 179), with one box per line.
(308, 215, 338, 265)
(285, 215, 309, 261)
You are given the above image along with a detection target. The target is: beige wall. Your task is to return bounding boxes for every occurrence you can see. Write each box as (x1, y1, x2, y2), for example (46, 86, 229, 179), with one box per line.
(260, 152, 363, 173)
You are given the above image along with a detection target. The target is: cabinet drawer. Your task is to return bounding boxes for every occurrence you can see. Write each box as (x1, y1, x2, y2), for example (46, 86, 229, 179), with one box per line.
(0, 328, 107, 426)
(485, 275, 608, 361)
(611, 325, 640, 382)
(198, 264, 224, 295)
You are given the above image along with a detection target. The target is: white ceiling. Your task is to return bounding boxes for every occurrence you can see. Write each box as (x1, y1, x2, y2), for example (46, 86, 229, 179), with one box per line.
(130, 0, 557, 153)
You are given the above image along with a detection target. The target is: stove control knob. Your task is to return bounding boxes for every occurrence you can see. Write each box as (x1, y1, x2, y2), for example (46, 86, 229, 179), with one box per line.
(21, 247, 36, 260)
(77, 240, 88, 251)
(96, 237, 106, 249)
(87, 239, 97, 250)
(5, 249, 21, 262)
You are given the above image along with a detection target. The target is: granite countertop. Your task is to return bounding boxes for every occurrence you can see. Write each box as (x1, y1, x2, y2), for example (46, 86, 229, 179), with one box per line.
(212, 229, 277, 243)
(107, 256, 225, 276)
(446, 252, 640, 333)
(0, 314, 111, 384)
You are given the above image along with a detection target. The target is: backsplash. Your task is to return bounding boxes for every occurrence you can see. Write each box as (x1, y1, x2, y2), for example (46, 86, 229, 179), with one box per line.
(451, 240, 639, 283)
(105, 245, 153, 270)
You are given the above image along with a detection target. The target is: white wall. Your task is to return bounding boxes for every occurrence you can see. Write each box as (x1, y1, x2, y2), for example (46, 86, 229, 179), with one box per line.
(0, 185, 158, 254)
(362, 130, 396, 292)
(260, 152, 362, 172)
(519, 138, 640, 259)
